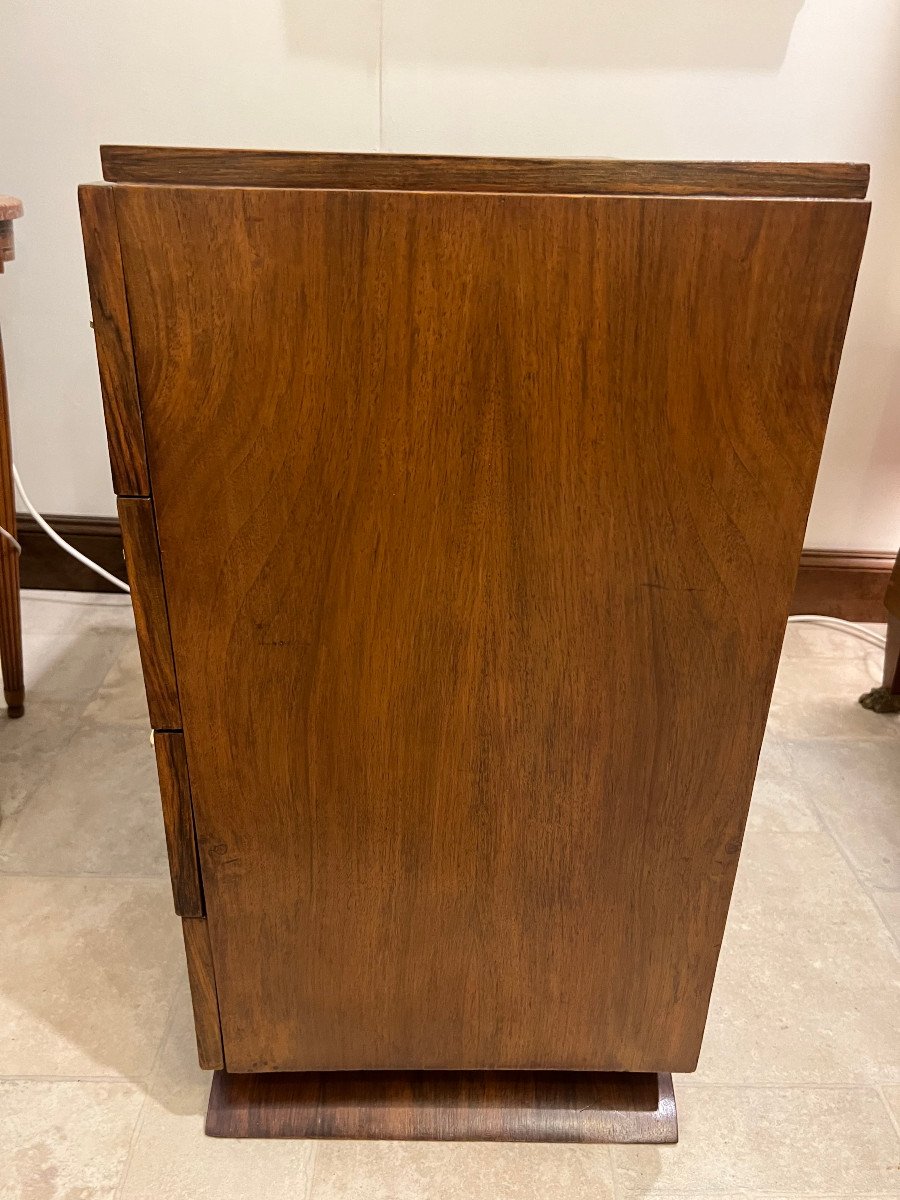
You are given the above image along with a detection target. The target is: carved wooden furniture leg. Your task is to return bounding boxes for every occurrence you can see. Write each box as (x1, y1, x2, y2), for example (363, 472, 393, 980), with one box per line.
(859, 551, 900, 713)
(0, 197, 24, 719)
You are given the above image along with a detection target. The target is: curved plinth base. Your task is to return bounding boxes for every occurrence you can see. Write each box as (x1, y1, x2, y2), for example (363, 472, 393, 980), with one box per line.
(205, 1069, 677, 1144)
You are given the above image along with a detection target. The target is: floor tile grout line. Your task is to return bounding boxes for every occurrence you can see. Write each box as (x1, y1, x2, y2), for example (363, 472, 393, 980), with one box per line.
(766, 732, 900, 742)
(785, 739, 892, 881)
(798, 774, 900, 953)
(303, 1141, 320, 1200)
(779, 648, 890, 662)
(0, 871, 170, 880)
(876, 1083, 900, 1142)
(0, 707, 86, 817)
(606, 1142, 622, 1200)
(774, 739, 828, 834)
(112, 1084, 150, 1198)
(777, 728, 900, 745)
(867, 891, 900, 956)
(672, 1082, 899, 1091)
(768, 729, 900, 739)
(114, 971, 184, 1200)
(0, 1073, 153, 1084)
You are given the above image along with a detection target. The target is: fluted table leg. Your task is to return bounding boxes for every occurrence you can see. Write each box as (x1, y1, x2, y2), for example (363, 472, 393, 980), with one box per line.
(0, 323, 24, 717)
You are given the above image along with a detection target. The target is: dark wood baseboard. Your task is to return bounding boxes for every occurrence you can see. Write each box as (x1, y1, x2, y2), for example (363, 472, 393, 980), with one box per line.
(15, 514, 895, 621)
(16, 514, 127, 592)
(790, 549, 895, 622)
(205, 1069, 677, 1143)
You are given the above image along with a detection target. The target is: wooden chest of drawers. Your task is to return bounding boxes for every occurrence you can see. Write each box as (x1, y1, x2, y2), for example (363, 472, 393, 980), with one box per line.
(81, 148, 869, 1141)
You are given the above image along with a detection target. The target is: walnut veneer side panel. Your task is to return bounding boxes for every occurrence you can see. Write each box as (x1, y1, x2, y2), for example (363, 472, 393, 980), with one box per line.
(182, 917, 225, 1070)
(154, 730, 204, 917)
(114, 184, 869, 1073)
(117, 497, 180, 728)
(79, 185, 150, 497)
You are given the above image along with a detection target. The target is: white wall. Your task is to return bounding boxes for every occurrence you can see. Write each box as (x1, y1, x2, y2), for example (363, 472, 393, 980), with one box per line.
(1, 0, 898, 548)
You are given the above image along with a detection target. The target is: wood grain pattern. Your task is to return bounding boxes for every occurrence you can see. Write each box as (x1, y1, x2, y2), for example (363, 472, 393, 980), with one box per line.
(182, 917, 224, 1070)
(117, 497, 179, 727)
(206, 1069, 677, 1143)
(79, 185, 149, 497)
(0, 327, 23, 716)
(154, 730, 204, 916)
(17, 511, 894, 619)
(100, 146, 870, 199)
(33, 523, 873, 637)
(113, 184, 868, 1075)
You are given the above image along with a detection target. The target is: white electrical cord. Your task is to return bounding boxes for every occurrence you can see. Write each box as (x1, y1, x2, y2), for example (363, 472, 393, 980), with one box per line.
(0, 523, 21, 553)
(12, 463, 130, 593)
(787, 614, 886, 648)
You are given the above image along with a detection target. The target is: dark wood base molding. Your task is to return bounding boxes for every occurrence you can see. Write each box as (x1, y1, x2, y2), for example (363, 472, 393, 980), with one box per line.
(790, 549, 895, 623)
(17, 514, 127, 592)
(15, 514, 895, 623)
(205, 1069, 677, 1143)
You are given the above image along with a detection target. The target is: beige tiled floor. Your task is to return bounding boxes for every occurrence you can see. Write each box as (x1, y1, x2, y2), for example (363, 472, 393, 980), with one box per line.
(1, 590, 898, 1199)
